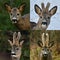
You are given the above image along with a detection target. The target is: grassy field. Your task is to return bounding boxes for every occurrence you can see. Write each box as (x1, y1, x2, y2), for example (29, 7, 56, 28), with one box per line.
(30, 30, 60, 60)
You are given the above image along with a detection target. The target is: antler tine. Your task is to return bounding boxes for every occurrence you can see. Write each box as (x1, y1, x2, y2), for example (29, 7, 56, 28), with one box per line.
(13, 32, 17, 44)
(42, 33, 45, 47)
(17, 32, 21, 40)
(46, 2, 50, 11)
(46, 33, 49, 47)
(41, 2, 45, 10)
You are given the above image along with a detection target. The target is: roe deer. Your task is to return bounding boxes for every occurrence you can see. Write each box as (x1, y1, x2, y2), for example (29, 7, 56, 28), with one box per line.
(8, 32, 24, 60)
(5, 3, 36, 30)
(33, 2, 57, 30)
(38, 33, 54, 60)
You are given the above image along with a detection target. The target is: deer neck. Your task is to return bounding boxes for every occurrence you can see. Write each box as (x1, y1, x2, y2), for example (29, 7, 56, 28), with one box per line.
(33, 18, 42, 30)
(37, 19, 42, 30)
(33, 18, 48, 30)
(15, 14, 30, 30)
(17, 16, 23, 24)
(14, 16, 25, 30)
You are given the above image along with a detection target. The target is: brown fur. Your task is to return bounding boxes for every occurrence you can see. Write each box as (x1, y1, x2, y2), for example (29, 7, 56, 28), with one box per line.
(15, 14, 30, 30)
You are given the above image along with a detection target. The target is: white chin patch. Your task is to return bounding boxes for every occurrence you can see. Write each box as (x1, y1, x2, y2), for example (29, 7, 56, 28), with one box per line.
(11, 55, 17, 57)
(14, 21, 17, 23)
(12, 21, 17, 23)
(41, 24, 47, 29)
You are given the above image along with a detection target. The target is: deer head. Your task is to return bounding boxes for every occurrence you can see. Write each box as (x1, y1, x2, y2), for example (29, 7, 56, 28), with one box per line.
(5, 3, 26, 23)
(8, 32, 24, 59)
(38, 33, 54, 60)
(34, 2, 57, 30)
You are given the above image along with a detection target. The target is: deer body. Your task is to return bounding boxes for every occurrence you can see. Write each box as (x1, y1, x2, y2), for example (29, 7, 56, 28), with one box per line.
(8, 32, 24, 60)
(15, 13, 30, 30)
(33, 2, 57, 30)
(38, 33, 54, 60)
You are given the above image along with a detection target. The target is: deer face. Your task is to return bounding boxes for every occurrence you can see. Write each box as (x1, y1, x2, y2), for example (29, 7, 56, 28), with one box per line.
(11, 41, 23, 58)
(10, 8, 21, 23)
(8, 32, 24, 58)
(41, 46, 51, 58)
(11, 45, 20, 57)
(5, 3, 26, 23)
(34, 2, 57, 30)
(38, 33, 54, 59)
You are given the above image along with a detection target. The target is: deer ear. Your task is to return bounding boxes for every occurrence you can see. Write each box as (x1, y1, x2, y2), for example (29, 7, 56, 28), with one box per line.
(48, 41, 54, 48)
(37, 40, 43, 48)
(4, 3, 11, 12)
(8, 40, 13, 46)
(19, 40, 24, 46)
(19, 3, 26, 13)
(49, 6, 57, 16)
(34, 4, 42, 15)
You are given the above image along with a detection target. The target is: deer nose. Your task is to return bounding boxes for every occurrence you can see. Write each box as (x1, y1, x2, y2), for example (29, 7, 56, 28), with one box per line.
(12, 17, 17, 19)
(42, 22, 47, 25)
(11, 51, 16, 55)
(12, 17, 17, 20)
(42, 19, 47, 25)
(43, 52, 48, 56)
(43, 54, 48, 57)
(11, 53, 16, 55)
(12, 17, 17, 23)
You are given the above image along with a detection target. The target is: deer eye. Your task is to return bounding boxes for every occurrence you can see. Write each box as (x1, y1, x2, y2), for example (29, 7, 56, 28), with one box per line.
(47, 16, 50, 19)
(17, 14, 19, 15)
(40, 16, 42, 18)
(16, 48, 19, 50)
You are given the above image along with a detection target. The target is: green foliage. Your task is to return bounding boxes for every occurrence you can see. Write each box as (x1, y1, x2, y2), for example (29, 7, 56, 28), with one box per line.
(0, 31, 9, 51)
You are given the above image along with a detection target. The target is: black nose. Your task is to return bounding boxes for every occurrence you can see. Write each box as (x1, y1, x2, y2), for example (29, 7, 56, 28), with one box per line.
(43, 54, 48, 57)
(12, 19, 17, 22)
(42, 22, 47, 25)
(11, 53, 16, 55)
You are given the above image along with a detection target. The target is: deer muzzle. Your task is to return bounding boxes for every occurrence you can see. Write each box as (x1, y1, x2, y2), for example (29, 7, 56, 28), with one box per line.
(12, 17, 17, 23)
(41, 20, 47, 29)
